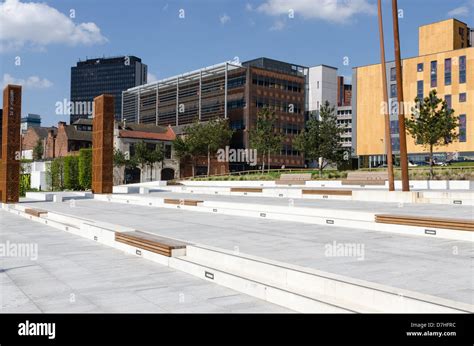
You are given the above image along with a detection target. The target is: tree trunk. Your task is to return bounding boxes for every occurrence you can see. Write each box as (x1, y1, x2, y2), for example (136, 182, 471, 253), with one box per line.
(207, 147, 211, 177)
(261, 153, 265, 173)
(429, 145, 434, 180)
(267, 151, 271, 173)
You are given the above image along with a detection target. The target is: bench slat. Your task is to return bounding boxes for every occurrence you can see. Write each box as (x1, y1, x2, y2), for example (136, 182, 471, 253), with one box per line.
(230, 188, 263, 193)
(163, 199, 203, 206)
(115, 231, 188, 257)
(375, 214, 474, 232)
(24, 208, 48, 217)
(302, 189, 352, 196)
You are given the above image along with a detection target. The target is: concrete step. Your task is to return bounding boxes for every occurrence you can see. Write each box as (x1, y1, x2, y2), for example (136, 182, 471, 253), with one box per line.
(97, 194, 473, 242)
(3, 203, 472, 314)
(176, 244, 473, 314)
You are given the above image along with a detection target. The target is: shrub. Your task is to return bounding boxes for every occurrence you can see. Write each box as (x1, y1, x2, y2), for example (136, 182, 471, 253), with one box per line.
(47, 158, 65, 191)
(79, 149, 92, 190)
(19, 174, 30, 197)
(64, 155, 80, 190)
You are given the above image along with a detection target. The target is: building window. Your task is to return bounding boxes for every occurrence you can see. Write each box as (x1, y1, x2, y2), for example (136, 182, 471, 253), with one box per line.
(445, 95, 452, 110)
(459, 114, 466, 142)
(459, 56, 466, 84)
(390, 67, 396, 81)
(430, 61, 437, 88)
(444, 58, 452, 86)
(390, 84, 397, 98)
(164, 144, 172, 159)
(317, 81, 319, 89)
(417, 81, 423, 101)
(390, 120, 399, 134)
(459, 93, 467, 102)
(417, 63, 423, 72)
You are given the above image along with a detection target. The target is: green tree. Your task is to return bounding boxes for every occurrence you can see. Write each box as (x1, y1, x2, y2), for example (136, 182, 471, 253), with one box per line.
(199, 118, 234, 176)
(406, 90, 459, 179)
(173, 119, 233, 177)
(293, 101, 345, 175)
(146, 145, 164, 181)
(33, 139, 43, 161)
(114, 148, 137, 169)
(133, 141, 150, 181)
(130, 141, 164, 182)
(47, 157, 65, 191)
(78, 148, 92, 190)
(64, 155, 80, 190)
(249, 107, 283, 172)
(173, 136, 191, 174)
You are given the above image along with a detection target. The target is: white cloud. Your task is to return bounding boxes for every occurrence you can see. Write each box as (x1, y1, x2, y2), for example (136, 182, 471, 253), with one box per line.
(2, 73, 53, 89)
(270, 19, 286, 31)
(258, 0, 376, 23)
(448, 6, 469, 16)
(245, 3, 254, 11)
(147, 72, 158, 83)
(219, 14, 231, 24)
(0, 0, 107, 52)
(448, 0, 474, 17)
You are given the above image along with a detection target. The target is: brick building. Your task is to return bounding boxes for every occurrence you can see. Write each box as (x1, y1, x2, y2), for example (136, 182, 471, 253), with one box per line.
(22, 126, 57, 159)
(54, 120, 92, 157)
(114, 123, 179, 183)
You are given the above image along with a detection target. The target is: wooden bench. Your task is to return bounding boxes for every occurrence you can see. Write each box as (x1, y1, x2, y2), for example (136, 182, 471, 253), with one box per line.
(375, 214, 474, 232)
(302, 189, 352, 196)
(230, 187, 263, 193)
(276, 173, 312, 185)
(115, 231, 188, 257)
(163, 199, 203, 206)
(342, 172, 388, 186)
(24, 208, 48, 217)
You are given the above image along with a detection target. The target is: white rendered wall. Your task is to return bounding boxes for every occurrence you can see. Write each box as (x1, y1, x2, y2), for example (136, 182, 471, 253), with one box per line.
(308, 65, 338, 114)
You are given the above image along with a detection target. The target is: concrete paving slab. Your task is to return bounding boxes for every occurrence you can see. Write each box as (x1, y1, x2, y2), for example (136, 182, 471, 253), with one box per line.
(0, 210, 290, 313)
(136, 190, 474, 219)
(17, 199, 473, 305)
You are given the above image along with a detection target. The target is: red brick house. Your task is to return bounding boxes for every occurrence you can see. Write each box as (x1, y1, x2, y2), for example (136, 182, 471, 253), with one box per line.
(54, 120, 92, 157)
(22, 126, 57, 159)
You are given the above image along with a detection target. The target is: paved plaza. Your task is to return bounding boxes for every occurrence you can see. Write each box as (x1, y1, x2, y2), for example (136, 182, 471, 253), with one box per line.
(130, 190, 474, 219)
(0, 211, 290, 313)
(17, 197, 474, 305)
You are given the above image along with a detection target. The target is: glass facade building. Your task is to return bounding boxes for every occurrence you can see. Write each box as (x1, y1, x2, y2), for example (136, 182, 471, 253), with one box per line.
(70, 56, 147, 123)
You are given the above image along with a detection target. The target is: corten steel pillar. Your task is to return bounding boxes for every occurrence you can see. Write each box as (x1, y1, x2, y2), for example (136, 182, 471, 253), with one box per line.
(377, 0, 395, 191)
(92, 94, 114, 194)
(391, 0, 410, 191)
(1, 85, 22, 203)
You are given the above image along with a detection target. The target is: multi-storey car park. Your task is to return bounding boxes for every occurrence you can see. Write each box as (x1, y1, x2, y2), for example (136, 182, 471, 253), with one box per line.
(122, 58, 308, 170)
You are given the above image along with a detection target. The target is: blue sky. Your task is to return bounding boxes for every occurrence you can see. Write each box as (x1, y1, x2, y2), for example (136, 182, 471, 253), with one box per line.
(1, 0, 473, 126)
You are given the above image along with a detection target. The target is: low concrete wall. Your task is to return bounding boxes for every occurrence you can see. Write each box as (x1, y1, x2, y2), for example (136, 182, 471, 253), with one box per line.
(180, 179, 472, 190)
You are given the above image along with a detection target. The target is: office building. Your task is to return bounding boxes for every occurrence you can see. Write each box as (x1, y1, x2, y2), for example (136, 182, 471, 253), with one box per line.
(70, 56, 147, 123)
(307, 66, 353, 152)
(307, 65, 338, 117)
(20, 113, 41, 133)
(353, 18, 473, 167)
(122, 57, 308, 170)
